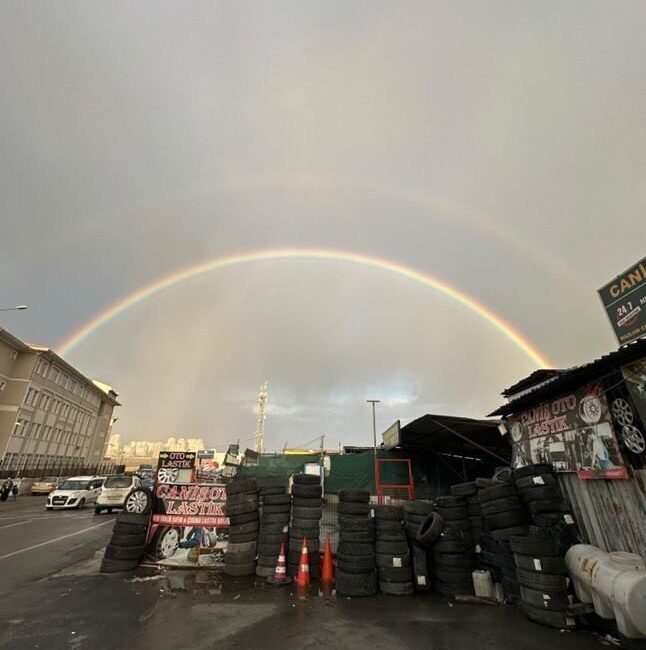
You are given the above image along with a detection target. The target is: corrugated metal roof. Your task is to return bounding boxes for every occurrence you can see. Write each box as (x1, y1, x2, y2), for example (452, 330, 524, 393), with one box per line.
(490, 339, 646, 417)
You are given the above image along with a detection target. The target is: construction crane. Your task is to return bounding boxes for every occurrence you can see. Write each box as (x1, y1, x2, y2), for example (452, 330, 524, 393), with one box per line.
(254, 381, 268, 454)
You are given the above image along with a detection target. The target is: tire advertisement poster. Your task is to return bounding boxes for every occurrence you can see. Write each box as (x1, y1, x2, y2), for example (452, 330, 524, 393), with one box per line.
(618, 359, 646, 462)
(157, 451, 196, 484)
(507, 382, 628, 479)
(146, 452, 229, 567)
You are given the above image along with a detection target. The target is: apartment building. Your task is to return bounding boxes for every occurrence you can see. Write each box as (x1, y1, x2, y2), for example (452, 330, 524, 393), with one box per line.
(0, 328, 120, 473)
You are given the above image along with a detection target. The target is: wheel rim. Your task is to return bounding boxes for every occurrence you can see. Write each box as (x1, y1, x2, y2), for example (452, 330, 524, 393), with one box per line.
(158, 467, 179, 483)
(126, 491, 148, 513)
(160, 529, 180, 558)
(611, 398, 634, 426)
(622, 425, 645, 454)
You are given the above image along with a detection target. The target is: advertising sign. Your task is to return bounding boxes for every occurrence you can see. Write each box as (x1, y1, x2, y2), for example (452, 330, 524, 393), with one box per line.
(382, 420, 401, 450)
(147, 482, 228, 567)
(618, 359, 646, 460)
(157, 451, 195, 484)
(197, 449, 215, 459)
(507, 382, 628, 479)
(598, 256, 646, 345)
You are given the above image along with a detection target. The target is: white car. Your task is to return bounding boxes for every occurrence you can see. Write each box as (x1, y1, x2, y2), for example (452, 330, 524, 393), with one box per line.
(46, 476, 105, 510)
(95, 475, 141, 514)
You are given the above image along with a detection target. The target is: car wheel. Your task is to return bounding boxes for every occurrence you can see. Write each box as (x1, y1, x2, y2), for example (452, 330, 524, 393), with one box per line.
(124, 488, 153, 515)
(153, 527, 180, 560)
(78, 498, 85, 510)
(46, 507, 52, 511)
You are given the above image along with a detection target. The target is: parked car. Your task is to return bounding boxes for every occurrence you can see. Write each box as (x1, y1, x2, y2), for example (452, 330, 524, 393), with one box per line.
(32, 477, 64, 495)
(12, 477, 34, 495)
(46, 476, 105, 509)
(95, 474, 141, 514)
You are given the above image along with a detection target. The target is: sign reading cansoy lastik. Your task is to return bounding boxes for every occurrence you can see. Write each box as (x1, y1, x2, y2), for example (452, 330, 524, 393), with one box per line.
(598, 256, 646, 345)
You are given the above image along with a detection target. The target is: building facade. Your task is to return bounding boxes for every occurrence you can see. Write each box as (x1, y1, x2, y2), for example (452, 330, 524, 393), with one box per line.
(0, 328, 120, 474)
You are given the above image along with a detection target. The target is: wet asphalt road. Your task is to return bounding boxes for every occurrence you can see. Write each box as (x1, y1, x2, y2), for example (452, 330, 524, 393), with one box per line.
(0, 498, 615, 650)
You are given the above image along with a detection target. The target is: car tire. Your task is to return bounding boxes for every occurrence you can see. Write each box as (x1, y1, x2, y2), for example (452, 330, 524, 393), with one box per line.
(338, 542, 374, 556)
(338, 489, 370, 503)
(374, 506, 404, 521)
(291, 484, 322, 498)
(226, 501, 259, 516)
(228, 512, 260, 525)
(339, 529, 375, 543)
(416, 512, 444, 547)
(77, 499, 85, 509)
(513, 554, 567, 574)
(224, 561, 257, 577)
(403, 500, 434, 516)
(512, 464, 554, 481)
(510, 535, 560, 557)
(291, 506, 322, 520)
(450, 482, 478, 497)
(225, 479, 258, 496)
(338, 502, 370, 515)
(124, 488, 153, 515)
(292, 474, 320, 485)
(516, 567, 568, 591)
(337, 555, 376, 573)
(485, 508, 527, 530)
(520, 585, 570, 611)
(262, 493, 291, 506)
(379, 580, 414, 595)
(376, 553, 410, 569)
(151, 527, 181, 560)
(110, 532, 148, 548)
(375, 540, 409, 555)
(336, 569, 378, 597)
(523, 603, 573, 628)
(478, 484, 517, 503)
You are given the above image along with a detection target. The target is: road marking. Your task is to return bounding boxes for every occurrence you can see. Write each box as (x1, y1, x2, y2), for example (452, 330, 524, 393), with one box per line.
(0, 519, 33, 529)
(0, 520, 114, 560)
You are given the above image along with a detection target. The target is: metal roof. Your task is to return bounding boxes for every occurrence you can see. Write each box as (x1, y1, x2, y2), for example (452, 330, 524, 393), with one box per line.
(501, 369, 567, 398)
(398, 414, 510, 464)
(489, 338, 646, 417)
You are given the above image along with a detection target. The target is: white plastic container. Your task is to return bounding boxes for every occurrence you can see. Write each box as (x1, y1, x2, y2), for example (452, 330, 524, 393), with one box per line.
(566, 544, 646, 638)
(472, 569, 494, 599)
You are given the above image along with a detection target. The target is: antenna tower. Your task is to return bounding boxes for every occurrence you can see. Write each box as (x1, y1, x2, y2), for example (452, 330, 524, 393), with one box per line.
(254, 381, 268, 453)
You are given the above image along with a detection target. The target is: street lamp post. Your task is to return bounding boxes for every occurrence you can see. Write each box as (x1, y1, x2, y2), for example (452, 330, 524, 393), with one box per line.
(367, 399, 381, 502)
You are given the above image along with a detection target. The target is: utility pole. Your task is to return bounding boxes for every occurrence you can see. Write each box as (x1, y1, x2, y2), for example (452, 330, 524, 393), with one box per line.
(366, 399, 380, 458)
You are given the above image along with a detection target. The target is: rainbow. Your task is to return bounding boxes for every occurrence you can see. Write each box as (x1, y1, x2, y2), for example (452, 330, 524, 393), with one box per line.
(57, 247, 551, 367)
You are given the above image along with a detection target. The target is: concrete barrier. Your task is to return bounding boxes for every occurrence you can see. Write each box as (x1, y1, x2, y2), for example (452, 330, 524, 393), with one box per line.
(565, 544, 646, 638)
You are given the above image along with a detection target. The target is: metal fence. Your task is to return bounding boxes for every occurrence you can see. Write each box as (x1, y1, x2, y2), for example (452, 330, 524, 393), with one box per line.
(558, 469, 646, 559)
(0, 461, 117, 480)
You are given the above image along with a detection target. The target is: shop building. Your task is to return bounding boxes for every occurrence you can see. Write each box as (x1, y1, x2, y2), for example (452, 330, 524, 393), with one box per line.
(490, 339, 646, 557)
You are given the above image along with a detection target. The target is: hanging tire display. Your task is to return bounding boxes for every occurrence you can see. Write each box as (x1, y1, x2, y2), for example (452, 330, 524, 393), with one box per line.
(157, 466, 179, 483)
(611, 398, 634, 427)
(621, 424, 645, 454)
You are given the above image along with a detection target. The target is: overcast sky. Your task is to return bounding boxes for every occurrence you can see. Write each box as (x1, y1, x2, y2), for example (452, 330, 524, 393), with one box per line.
(1, 2, 645, 451)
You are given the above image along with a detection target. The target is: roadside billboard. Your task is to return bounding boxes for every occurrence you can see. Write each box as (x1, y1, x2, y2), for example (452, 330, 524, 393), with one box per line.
(598, 256, 646, 345)
(382, 420, 401, 450)
(157, 451, 195, 484)
(146, 482, 228, 567)
(506, 382, 628, 479)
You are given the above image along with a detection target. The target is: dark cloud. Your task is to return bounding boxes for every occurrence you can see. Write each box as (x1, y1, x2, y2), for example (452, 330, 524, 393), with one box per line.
(1, 2, 644, 449)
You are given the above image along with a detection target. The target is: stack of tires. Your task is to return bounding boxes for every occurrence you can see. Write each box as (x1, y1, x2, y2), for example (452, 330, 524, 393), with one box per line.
(431, 498, 475, 597)
(513, 464, 579, 552)
(374, 506, 413, 595)
(478, 480, 529, 542)
(511, 531, 573, 629)
(403, 500, 434, 592)
(451, 482, 482, 544)
(477, 480, 527, 599)
(225, 478, 259, 577)
(336, 489, 377, 597)
(256, 476, 290, 578)
(101, 509, 151, 573)
(288, 474, 322, 579)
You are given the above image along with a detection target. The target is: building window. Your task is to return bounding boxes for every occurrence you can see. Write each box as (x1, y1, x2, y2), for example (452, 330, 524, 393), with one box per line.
(32, 423, 42, 439)
(0, 380, 5, 391)
(40, 393, 52, 411)
(61, 402, 69, 418)
(13, 419, 27, 437)
(52, 399, 60, 415)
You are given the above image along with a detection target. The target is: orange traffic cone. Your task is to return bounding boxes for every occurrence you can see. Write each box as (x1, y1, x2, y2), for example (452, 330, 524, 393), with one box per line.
(295, 537, 311, 587)
(267, 542, 291, 585)
(321, 537, 334, 583)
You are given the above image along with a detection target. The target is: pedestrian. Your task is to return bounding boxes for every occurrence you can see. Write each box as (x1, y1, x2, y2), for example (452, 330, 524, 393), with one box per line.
(0, 480, 9, 502)
(11, 482, 19, 501)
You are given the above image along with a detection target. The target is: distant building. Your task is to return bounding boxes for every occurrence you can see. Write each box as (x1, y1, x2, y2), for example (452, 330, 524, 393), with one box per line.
(0, 328, 120, 473)
(105, 434, 206, 469)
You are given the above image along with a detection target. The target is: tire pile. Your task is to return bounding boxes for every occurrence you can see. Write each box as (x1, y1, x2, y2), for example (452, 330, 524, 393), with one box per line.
(476, 478, 528, 600)
(101, 507, 152, 573)
(288, 474, 322, 579)
(451, 481, 482, 544)
(336, 489, 377, 597)
(225, 478, 260, 577)
(431, 496, 475, 596)
(256, 475, 290, 578)
(403, 500, 434, 592)
(511, 531, 573, 628)
(374, 505, 413, 595)
(511, 463, 579, 628)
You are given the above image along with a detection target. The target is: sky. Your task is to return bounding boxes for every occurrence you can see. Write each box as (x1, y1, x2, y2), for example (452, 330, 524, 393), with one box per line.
(1, 1, 645, 452)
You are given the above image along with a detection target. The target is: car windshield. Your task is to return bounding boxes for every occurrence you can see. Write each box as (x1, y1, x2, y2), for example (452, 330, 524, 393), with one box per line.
(103, 476, 132, 488)
(39, 477, 58, 483)
(60, 480, 91, 490)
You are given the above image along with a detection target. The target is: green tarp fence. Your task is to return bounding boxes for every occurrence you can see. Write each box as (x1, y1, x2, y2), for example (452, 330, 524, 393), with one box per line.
(237, 450, 454, 498)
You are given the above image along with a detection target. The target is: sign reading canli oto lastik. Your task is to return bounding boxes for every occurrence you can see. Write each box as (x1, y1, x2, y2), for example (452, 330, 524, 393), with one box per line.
(598, 256, 646, 345)
(507, 382, 628, 479)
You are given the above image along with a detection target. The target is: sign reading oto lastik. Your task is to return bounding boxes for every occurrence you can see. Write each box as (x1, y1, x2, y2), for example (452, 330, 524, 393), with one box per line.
(157, 451, 196, 484)
(598, 256, 646, 345)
